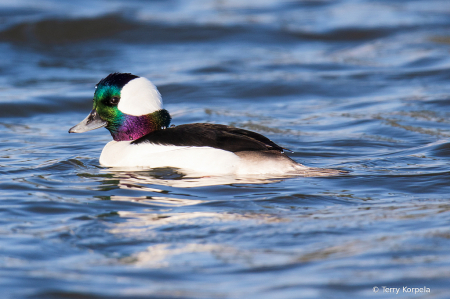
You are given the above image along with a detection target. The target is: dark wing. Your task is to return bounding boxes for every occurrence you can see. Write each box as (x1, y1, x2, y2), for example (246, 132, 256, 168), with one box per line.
(132, 123, 286, 152)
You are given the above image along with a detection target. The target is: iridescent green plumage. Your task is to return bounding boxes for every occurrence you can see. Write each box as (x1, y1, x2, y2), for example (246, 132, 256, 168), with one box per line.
(94, 84, 122, 124)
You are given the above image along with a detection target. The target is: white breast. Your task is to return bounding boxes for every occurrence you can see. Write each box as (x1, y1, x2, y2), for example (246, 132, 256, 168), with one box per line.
(99, 141, 241, 175)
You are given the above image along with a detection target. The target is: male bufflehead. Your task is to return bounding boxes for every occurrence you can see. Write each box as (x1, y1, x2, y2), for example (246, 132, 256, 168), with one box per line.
(69, 73, 341, 176)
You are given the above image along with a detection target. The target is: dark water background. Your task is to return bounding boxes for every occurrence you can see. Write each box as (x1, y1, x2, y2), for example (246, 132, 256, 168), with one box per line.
(1, 0, 450, 298)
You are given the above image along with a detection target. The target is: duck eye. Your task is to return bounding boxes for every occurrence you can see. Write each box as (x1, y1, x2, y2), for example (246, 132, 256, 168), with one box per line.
(110, 97, 120, 105)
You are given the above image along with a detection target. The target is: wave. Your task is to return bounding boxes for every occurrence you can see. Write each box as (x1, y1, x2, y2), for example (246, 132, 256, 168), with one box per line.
(0, 11, 405, 47)
(0, 13, 246, 45)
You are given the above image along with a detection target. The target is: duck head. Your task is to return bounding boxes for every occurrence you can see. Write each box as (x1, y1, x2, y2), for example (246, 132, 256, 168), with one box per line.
(69, 73, 171, 141)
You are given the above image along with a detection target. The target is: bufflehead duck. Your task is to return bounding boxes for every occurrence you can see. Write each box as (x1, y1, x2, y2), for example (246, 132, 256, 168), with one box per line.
(69, 73, 341, 176)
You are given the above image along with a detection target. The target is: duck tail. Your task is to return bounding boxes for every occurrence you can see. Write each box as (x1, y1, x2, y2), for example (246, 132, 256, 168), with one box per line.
(293, 165, 348, 177)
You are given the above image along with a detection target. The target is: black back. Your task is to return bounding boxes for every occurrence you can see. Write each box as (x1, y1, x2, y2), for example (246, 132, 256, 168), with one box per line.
(132, 123, 286, 153)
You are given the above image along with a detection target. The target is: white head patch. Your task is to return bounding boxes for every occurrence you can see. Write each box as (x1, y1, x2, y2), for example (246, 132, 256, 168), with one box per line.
(118, 77, 163, 116)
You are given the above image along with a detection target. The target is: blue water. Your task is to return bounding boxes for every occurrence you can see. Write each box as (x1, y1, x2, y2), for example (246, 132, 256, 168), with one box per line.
(1, 0, 450, 298)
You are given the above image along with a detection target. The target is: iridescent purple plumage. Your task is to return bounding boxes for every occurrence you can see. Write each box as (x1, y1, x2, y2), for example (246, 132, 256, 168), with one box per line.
(107, 109, 171, 141)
